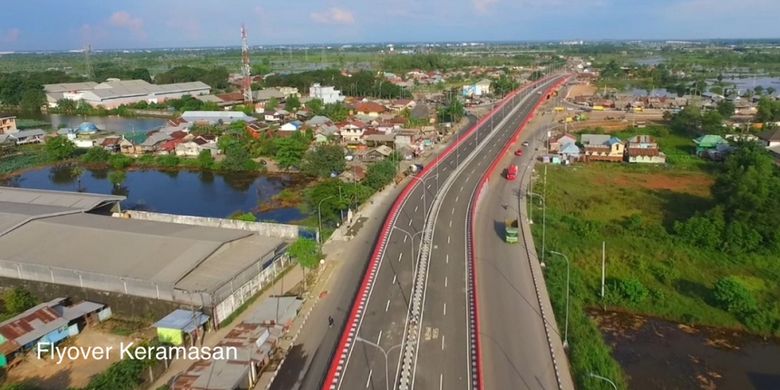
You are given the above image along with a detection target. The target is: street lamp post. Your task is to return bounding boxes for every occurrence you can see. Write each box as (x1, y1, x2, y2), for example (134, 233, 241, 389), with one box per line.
(392, 226, 424, 264)
(410, 174, 438, 218)
(588, 372, 618, 390)
(355, 336, 403, 390)
(549, 250, 570, 349)
(528, 191, 546, 266)
(317, 195, 337, 244)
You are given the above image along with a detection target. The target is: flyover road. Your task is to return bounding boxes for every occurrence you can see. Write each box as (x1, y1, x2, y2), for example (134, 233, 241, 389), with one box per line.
(327, 75, 568, 390)
(268, 114, 477, 390)
(474, 106, 576, 389)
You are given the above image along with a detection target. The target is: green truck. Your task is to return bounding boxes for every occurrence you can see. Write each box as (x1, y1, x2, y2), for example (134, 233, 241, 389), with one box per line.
(504, 219, 519, 243)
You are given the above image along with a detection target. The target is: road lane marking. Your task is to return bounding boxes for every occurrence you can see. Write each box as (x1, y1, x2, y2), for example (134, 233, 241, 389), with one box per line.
(455, 195, 459, 202)
(446, 254, 449, 264)
(366, 369, 372, 388)
(443, 303, 447, 316)
(445, 276, 448, 287)
(447, 236, 451, 244)
(414, 205, 418, 213)
(440, 373, 443, 390)
(399, 252, 403, 262)
(392, 274, 397, 285)
(408, 219, 413, 226)
(386, 299, 391, 312)
(451, 208, 455, 215)
(460, 185, 464, 192)
(441, 335, 445, 350)
(377, 330, 383, 344)
(449, 220, 452, 227)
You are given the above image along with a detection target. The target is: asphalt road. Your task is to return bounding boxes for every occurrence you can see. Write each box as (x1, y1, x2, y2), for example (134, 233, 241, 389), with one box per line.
(474, 116, 565, 390)
(268, 116, 478, 390)
(335, 76, 566, 390)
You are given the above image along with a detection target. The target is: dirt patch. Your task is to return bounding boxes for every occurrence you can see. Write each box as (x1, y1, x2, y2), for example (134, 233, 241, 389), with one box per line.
(567, 84, 597, 98)
(5, 327, 135, 389)
(591, 169, 712, 198)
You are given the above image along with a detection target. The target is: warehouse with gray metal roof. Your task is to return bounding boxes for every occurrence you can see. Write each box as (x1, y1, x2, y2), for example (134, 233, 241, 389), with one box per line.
(0, 187, 293, 326)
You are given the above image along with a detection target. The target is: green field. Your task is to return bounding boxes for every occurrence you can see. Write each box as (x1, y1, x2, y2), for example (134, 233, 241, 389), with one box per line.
(532, 144, 780, 388)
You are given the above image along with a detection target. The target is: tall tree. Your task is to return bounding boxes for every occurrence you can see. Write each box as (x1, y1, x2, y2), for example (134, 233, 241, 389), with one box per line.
(301, 144, 346, 178)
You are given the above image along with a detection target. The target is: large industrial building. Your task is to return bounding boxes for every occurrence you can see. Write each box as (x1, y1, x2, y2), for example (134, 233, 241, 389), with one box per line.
(44, 79, 211, 109)
(0, 187, 291, 326)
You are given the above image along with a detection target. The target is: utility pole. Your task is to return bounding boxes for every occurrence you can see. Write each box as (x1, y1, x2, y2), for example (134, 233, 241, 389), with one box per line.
(601, 241, 606, 300)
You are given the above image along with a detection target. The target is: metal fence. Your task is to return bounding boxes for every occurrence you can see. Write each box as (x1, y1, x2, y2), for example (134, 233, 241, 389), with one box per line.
(0, 242, 290, 324)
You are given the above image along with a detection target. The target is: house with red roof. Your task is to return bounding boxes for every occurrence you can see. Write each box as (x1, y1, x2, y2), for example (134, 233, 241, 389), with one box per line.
(352, 101, 387, 117)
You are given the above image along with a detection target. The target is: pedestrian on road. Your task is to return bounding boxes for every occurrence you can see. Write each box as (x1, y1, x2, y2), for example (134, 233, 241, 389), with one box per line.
(328, 315, 334, 328)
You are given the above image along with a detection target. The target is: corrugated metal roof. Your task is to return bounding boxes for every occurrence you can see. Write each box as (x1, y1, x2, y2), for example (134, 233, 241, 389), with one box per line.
(154, 309, 209, 333)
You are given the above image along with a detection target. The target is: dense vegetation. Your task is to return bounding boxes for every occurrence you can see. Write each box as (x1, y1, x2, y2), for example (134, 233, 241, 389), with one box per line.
(264, 69, 408, 99)
(532, 125, 780, 388)
(153, 66, 230, 89)
(674, 142, 780, 256)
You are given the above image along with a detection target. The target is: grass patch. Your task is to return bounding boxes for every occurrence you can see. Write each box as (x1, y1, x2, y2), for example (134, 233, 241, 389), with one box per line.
(534, 162, 780, 387)
(535, 163, 780, 332)
(0, 145, 50, 177)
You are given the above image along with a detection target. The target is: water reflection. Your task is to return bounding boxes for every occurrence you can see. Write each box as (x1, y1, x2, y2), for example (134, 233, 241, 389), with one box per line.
(3, 166, 305, 223)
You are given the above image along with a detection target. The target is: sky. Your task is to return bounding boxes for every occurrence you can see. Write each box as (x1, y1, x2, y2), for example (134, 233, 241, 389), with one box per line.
(2, 0, 780, 51)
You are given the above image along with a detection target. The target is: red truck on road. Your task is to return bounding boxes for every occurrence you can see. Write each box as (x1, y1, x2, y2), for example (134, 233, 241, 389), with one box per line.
(506, 164, 518, 180)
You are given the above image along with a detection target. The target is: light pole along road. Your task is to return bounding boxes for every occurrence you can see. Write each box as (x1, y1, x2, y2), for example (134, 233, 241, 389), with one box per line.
(328, 75, 568, 390)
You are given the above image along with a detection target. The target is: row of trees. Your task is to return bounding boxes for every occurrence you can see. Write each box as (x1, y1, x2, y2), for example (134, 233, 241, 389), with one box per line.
(154, 65, 230, 90)
(263, 69, 409, 99)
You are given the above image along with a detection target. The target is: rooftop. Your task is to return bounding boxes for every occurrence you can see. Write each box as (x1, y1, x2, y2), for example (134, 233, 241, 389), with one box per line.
(0, 187, 286, 297)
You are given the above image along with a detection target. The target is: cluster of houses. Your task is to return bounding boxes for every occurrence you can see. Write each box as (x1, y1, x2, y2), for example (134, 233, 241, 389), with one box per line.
(0, 116, 46, 146)
(171, 297, 302, 390)
(0, 297, 111, 368)
(546, 133, 667, 164)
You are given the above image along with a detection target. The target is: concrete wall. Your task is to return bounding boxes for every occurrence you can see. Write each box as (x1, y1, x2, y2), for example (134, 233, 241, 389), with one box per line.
(0, 276, 182, 322)
(120, 210, 303, 240)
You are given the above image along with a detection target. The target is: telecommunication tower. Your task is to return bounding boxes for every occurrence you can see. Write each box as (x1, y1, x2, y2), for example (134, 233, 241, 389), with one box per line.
(241, 24, 253, 104)
(84, 44, 94, 80)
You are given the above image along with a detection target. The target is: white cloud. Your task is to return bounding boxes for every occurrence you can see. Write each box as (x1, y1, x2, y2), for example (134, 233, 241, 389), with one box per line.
(310, 8, 355, 25)
(1, 28, 20, 43)
(473, 0, 498, 13)
(109, 11, 146, 38)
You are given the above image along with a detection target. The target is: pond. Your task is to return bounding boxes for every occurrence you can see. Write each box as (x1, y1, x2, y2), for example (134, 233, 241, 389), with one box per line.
(1, 165, 306, 224)
(593, 310, 780, 389)
(27, 114, 168, 133)
(707, 76, 780, 96)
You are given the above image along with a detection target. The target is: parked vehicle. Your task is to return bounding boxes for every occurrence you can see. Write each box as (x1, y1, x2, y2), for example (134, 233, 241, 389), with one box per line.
(521, 141, 530, 147)
(504, 219, 519, 243)
(514, 149, 524, 156)
(506, 164, 518, 180)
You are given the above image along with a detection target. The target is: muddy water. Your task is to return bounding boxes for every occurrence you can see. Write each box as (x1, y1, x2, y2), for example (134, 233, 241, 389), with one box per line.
(592, 311, 780, 389)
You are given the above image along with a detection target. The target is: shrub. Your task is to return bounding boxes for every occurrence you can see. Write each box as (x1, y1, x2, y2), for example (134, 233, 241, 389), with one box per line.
(2, 287, 36, 313)
(712, 276, 757, 316)
(135, 155, 156, 167)
(155, 154, 180, 168)
(45, 136, 77, 161)
(673, 207, 725, 249)
(81, 147, 111, 164)
(108, 154, 133, 169)
(608, 277, 648, 306)
(196, 150, 215, 169)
